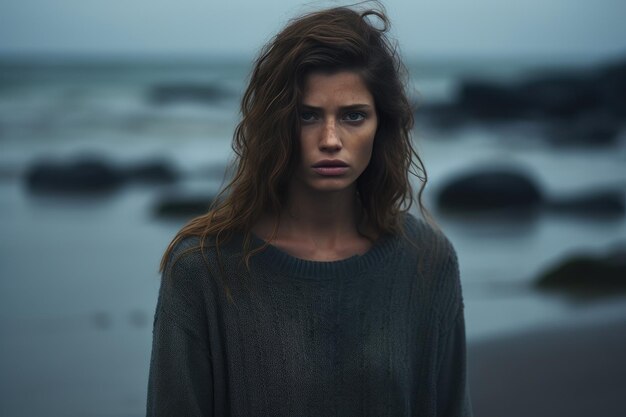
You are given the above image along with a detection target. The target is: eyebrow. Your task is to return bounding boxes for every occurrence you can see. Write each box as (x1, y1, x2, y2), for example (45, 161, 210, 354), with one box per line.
(300, 104, 373, 111)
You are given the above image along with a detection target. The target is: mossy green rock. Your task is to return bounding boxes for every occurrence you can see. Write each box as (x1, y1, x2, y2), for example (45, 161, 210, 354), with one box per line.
(536, 248, 626, 297)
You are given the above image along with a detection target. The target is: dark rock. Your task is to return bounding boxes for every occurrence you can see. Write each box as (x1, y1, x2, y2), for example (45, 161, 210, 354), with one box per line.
(596, 60, 626, 117)
(546, 113, 622, 147)
(124, 160, 179, 184)
(547, 190, 625, 217)
(153, 194, 216, 219)
(536, 247, 626, 297)
(25, 158, 123, 194)
(455, 73, 605, 123)
(457, 81, 532, 121)
(519, 74, 601, 120)
(148, 83, 232, 105)
(24, 156, 182, 195)
(437, 168, 543, 213)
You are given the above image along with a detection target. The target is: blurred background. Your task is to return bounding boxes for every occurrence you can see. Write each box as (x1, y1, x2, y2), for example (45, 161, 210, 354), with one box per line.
(1, 1, 625, 416)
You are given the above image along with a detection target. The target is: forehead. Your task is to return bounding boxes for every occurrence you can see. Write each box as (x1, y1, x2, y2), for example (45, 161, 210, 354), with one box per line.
(301, 71, 374, 106)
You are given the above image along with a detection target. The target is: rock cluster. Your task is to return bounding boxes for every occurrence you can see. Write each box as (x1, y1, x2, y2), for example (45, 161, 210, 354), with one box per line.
(422, 58, 626, 146)
(25, 156, 178, 194)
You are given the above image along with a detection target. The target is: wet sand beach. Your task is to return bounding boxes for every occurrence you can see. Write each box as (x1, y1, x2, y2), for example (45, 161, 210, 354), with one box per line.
(468, 317, 626, 417)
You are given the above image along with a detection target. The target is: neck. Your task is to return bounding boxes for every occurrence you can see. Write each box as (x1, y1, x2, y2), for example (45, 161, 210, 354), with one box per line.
(253, 184, 376, 260)
(282, 185, 360, 241)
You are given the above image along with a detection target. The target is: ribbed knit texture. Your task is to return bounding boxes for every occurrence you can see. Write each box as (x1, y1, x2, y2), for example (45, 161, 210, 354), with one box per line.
(147, 215, 472, 417)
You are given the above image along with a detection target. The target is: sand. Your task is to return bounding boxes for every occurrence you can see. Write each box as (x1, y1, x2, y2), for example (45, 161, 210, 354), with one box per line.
(467, 317, 626, 417)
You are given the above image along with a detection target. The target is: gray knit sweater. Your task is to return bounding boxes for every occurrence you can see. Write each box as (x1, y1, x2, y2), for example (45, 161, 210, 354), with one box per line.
(147, 215, 472, 416)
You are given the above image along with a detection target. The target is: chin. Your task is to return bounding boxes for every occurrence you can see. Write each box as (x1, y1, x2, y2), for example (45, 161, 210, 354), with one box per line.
(307, 178, 357, 193)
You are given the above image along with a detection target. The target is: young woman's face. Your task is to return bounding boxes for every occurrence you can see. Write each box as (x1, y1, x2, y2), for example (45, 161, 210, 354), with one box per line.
(293, 70, 378, 195)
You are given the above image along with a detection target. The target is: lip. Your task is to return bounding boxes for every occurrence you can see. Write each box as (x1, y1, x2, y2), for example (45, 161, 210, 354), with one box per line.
(311, 159, 349, 176)
(312, 159, 349, 168)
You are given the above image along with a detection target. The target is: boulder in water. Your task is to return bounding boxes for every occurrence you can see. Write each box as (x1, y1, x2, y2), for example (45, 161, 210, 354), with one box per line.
(25, 156, 182, 195)
(536, 247, 626, 298)
(457, 80, 531, 121)
(546, 113, 622, 147)
(25, 157, 123, 194)
(437, 168, 543, 213)
(123, 160, 179, 184)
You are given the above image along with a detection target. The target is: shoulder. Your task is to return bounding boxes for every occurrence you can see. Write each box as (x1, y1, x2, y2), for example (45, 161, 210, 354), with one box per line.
(161, 232, 246, 295)
(400, 213, 458, 265)
(157, 232, 244, 322)
(159, 235, 224, 307)
(163, 232, 241, 276)
(155, 236, 214, 342)
(162, 236, 206, 280)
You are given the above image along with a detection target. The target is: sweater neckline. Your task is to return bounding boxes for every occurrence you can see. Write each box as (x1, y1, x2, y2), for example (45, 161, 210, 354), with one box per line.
(248, 232, 399, 280)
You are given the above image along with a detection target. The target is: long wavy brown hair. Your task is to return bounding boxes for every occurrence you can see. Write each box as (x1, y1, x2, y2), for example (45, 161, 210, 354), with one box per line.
(161, 3, 429, 283)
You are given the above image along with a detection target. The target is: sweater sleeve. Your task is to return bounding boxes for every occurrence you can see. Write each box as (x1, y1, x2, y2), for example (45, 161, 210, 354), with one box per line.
(146, 245, 214, 417)
(435, 239, 473, 417)
(436, 307, 472, 417)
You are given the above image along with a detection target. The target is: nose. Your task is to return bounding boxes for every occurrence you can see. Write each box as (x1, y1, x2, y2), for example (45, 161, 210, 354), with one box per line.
(319, 119, 342, 152)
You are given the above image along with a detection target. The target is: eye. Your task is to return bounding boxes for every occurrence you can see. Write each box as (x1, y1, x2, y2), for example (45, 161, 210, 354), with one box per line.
(343, 111, 366, 122)
(300, 111, 318, 122)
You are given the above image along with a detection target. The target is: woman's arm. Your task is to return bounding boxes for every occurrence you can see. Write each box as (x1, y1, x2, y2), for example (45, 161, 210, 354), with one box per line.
(433, 233, 473, 417)
(146, 245, 214, 417)
(436, 306, 473, 417)
(147, 309, 213, 416)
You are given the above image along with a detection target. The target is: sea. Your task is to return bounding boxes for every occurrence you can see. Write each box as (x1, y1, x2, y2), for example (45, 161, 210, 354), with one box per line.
(1, 55, 625, 416)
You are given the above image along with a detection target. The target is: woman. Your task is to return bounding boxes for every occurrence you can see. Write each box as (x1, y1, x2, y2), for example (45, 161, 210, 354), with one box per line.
(147, 5, 472, 417)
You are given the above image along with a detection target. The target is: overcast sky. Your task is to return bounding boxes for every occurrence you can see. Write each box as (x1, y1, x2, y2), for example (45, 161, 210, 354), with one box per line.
(2, 0, 626, 59)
